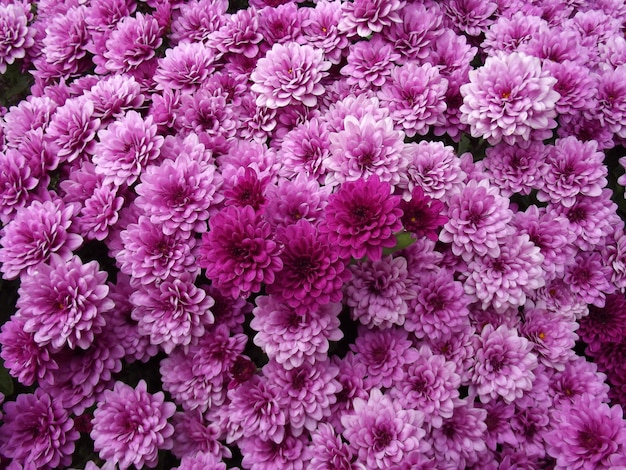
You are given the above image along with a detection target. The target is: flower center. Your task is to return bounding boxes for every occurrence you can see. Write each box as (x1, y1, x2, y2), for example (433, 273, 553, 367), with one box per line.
(372, 425, 394, 451)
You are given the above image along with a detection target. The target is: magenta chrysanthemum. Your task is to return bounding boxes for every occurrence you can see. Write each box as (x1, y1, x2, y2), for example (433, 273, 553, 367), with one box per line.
(0, 2, 35, 74)
(338, 0, 405, 37)
(460, 51, 560, 145)
(320, 176, 403, 260)
(91, 380, 176, 470)
(340, 37, 400, 90)
(400, 186, 448, 242)
(199, 205, 283, 299)
(251, 42, 331, 109)
(154, 42, 217, 92)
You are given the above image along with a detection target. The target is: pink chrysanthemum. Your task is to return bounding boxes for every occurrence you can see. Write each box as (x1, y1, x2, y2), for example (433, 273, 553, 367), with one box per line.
(74, 182, 124, 242)
(341, 388, 426, 469)
(320, 176, 403, 260)
(171, 410, 230, 460)
(84, 74, 145, 124)
(239, 432, 311, 470)
(252, 295, 342, 368)
(384, 3, 444, 63)
(208, 8, 263, 59)
(340, 37, 400, 90)
(400, 186, 448, 242)
(482, 12, 548, 55)
(460, 51, 560, 145)
(0, 388, 79, 469)
(251, 42, 331, 109)
(338, 0, 405, 37)
(471, 324, 538, 404)
(0, 198, 82, 280)
(199, 205, 283, 299)
(301, 0, 349, 64)
(258, 3, 304, 48)
(0, 148, 39, 223)
(308, 422, 358, 470)
(377, 61, 448, 137)
(154, 42, 217, 92)
(91, 380, 176, 470)
(0, 2, 35, 74)
(169, 0, 227, 45)
(565, 251, 615, 307)
(16, 254, 112, 351)
(175, 452, 228, 470)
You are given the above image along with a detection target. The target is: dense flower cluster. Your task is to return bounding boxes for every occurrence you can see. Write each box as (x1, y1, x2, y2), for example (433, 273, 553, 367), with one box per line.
(1, 0, 626, 469)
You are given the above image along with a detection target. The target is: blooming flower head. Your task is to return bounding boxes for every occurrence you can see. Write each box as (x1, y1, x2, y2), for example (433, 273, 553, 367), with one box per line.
(471, 324, 538, 404)
(400, 186, 448, 241)
(384, 3, 444, 63)
(171, 410, 230, 460)
(154, 41, 217, 92)
(443, 0, 497, 36)
(460, 51, 560, 145)
(0, 388, 79, 469)
(91, 380, 176, 470)
(175, 452, 228, 470)
(0, 147, 39, 224)
(340, 36, 400, 90)
(239, 431, 311, 470)
(169, 0, 227, 45)
(208, 8, 263, 59)
(579, 293, 626, 348)
(301, 0, 349, 64)
(251, 41, 331, 109)
(309, 422, 360, 470)
(341, 388, 426, 469)
(0, 2, 35, 73)
(17, 254, 112, 351)
(0, 198, 82, 280)
(338, 0, 405, 37)
(482, 12, 548, 55)
(199, 205, 283, 299)
(320, 176, 403, 260)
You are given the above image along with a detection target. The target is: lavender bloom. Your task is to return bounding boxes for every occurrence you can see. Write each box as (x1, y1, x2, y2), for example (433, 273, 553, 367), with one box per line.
(199, 205, 283, 299)
(17, 254, 111, 351)
(471, 324, 538, 403)
(340, 37, 400, 90)
(301, 0, 349, 64)
(251, 295, 342, 368)
(91, 380, 176, 470)
(251, 42, 331, 109)
(545, 394, 626, 469)
(342, 388, 426, 469)
(0, 2, 35, 73)
(135, 154, 223, 236)
(338, 0, 405, 37)
(443, 0, 497, 36)
(0, 389, 79, 469)
(482, 12, 548, 55)
(208, 9, 263, 59)
(154, 42, 217, 92)
(460, 52, 559, 145)
(320, 176, 403, 260)
(0, 198, 82, 280)
(346, 255, 414, 329)
(93, 110, 164, 187)
(538, 136, 607, 208)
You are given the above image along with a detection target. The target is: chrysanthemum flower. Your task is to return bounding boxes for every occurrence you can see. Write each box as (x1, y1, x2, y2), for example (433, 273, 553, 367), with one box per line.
(174, 452, 228, 470)
(169, 0, 227, 45)
(252, 295, 342, 368)
(258, 3, 304, 47)
(378, 61, 448, 137)
(0, 388, 79, 469)
(545, 394, 626, 469)
(538, 136, 607, 208)
(400, 186, 448, 242)
(547, 356, 610, 407)
(0, 198, 82, 280)
(154, 42, 217, 92)
(346, 255, 414, 329)
(239, 432, 311, 470)
(482, 12, 548, 55)
(208, 8, 263, 59)
(91, 380, 176, 470)
(0, 2, 35, 74)
(328, 353, 369, 432)
(0, 148, 39, 223)
(171, 410, 230, 460)
(443, 0, 497, 36)
(16, 254, 111, 351)
(341, 37, 400, 90)
(301, 0, 349, 64)
(308, 422, 358, 470)
(565, 251, 614, 307)
(320, 176, 403, 260)
(460, 51, 559, 145)
(471, 324, 538, 404)
(579, 293, 626, 348)
(603, 230, 626, 291)
(84, 74, 145, 124)
(251, 42, 331, 109)
(279, 118, 330, 182)
(221, 167, 269, 212)
(384, 3, 443, 63)
(338, 0, 405, 37)
(199, 205, 283, 299)
(341, 388, 426, 469)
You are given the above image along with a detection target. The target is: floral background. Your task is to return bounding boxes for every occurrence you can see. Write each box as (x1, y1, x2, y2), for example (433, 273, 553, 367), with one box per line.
(2, 0, 626, 469)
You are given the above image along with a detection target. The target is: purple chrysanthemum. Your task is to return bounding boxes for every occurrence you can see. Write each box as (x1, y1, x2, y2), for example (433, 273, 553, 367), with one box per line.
(0, 147, 39, 223)
(579, 293, 626, 347)
(0, 389, 79, 469)
(389, 345, 461, 429)
(278, 117, 330, 182)
(301, 0, 349, 64)
(251, 42, 331, 109)
(538, 136, 607, 207)
(308, 422, 358, 470)
(169, 0, 227, 45)
(239, 431, 311, 470)
(0, 198, 82, 280)
(346, 255, 414, 329)
(16, 254, 112, 351)
(384, 3, 443, 63)
(252, 295, 342, 368)
(208, 8, 263, 59)
(154, 42, 217, 92)
(440, 179, 512, 261)
(171, 410, 230, 460)
(341, 388, 426, 469)
(91, 380, 176, 470)
(258, 3, 303, 47)
(74, 182, 124, 242)
(591, 65, 626, 139)
(328, 353, 369, 432)
(400, 186, 448, 242)
(443, 0, 497, 36)
(175, 452, 228, 470)
(544, 60, 596, 116)
(471, 324, 538, 404)
(135, 154, 222, 236)
(377, 61, 448, 137)
(199, 205, 283, 299)
(320, 176, 403, 260)
(93, 110, 164, 187)
(340, 37, 400, 90)
(482, 12, 548, 55)
(547, 356, 610, 407)
(565, 251, 614, 307)
(545, 394, 626, 469)
(0, 2, 35, 73)
(460, 51, 559, 145)
(338, 0, 405, 37)
(83, 74, 145, 124)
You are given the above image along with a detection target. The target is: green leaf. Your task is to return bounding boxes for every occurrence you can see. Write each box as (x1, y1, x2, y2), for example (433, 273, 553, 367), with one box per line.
(382, 231, 416, 256)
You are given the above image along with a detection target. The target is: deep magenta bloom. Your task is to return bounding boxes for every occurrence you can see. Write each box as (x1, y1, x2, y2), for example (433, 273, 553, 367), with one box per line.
(320, 176, 403, 260)
(460, 52, 559, 145)
(251, 295, 342, 368)
(251, 42, 331, 109)
(199, 205, 283, 299)
(545, 394, 626, 469)
(378, 61, 448, 137)
(135, 154, 223, 236)
(0, 389, 79, 469)
(17, 254, 112, 351)
(471, 324, 538, 404)
(0, 2, 34, 73)
(154, 42, 216, 92)
(346, 255, 414, 329)
(341, 388, 426, 469)
(400, 186, 448, 241)
(93, 110, 164, 187)
(239, 432, 311, 470)
(338, 0, 405, 37)
(0, 198, 82, 280)
(579, 293, 626, 347)
(91, 380, 176, 470)
(565, 251, 614, 307)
